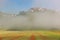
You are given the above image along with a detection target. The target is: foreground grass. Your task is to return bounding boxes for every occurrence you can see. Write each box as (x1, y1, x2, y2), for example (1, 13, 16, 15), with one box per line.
(0, 31, 60, 40)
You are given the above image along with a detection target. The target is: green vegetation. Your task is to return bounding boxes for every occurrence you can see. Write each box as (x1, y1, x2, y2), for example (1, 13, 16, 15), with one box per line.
(0, 31, 60, 40)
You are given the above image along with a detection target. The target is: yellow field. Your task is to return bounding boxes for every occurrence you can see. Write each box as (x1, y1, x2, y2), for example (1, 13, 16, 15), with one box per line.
(0, 31, 60, 40)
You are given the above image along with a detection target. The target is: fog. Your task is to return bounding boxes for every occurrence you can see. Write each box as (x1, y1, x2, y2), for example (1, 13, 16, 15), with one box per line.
(0, 10, 60, 30)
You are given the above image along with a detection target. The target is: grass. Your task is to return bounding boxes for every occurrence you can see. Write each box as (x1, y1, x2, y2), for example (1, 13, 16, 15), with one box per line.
(0, 31, 60, 40)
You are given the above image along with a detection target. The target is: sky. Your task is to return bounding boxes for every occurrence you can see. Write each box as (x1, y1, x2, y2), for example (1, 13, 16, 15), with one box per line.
(0, 0, 60, 14)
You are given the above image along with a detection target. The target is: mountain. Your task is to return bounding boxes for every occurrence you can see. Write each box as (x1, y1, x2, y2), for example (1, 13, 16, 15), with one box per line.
(18, 7, 57, 16)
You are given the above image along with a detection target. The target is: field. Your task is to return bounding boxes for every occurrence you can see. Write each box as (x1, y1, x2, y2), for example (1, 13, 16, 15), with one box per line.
(0, 31, 60, 40)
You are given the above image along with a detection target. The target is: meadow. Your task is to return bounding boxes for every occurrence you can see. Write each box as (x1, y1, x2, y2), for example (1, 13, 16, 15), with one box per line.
(0, 31, 60, 40)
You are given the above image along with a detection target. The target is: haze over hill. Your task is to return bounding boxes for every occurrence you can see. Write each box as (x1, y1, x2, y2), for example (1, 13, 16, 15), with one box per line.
(0, 7, 60, 30)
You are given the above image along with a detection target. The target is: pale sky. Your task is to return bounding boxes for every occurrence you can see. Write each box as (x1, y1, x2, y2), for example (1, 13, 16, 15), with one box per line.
(0, 0, 60, 14)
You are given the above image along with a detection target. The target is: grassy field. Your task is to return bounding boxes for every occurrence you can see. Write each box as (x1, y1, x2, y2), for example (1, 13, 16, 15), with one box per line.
(0, 31, 60, 40)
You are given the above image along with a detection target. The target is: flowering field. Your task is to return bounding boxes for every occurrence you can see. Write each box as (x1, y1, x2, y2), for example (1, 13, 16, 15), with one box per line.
(0, 31, 60, 40)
